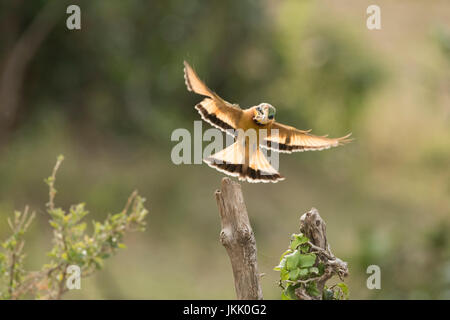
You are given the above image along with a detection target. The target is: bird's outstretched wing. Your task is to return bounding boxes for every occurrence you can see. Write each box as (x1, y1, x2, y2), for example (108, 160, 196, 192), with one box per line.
(184, 61, 243, 135)
(263, 121, 352, 153)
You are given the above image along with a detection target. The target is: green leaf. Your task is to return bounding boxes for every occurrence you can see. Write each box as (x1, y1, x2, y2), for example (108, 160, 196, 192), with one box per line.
(281, 291, 290, 300)
(299, 244, 310, 253)
(298, 268, 309, 278)
(274, 249, 293, 271)
(274, 257, 287, 271)
(290, 233, 309, 250)
(309, 267, 319, 275)
(318, 263, 325, 275)
(286, 251, 317, 270)
(93, 257, 104, 270)
(288, 269, 301, 281)
(336, 282, 349, 299)
(49, 220, 59, 229)
(280, 249, 293, 261)
(285, 250, 301, 270)
(100, 253, 110, 259)
(298, 253, 316, 268)
(284, 284, 299, 300)
(306, 282, 320, 297)
(273, 259, 286, 271)
(323, 288, 334, 300)
(280, 269, 290, 281)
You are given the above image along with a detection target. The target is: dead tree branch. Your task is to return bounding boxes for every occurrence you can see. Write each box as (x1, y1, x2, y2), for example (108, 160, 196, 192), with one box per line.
(297, 208, 348, 299)
(215, 178, 263, 300)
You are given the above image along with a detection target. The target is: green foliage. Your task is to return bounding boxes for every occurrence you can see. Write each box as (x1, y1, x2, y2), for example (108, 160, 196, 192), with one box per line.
(275, 233, 348, 300)
(432, 24, 450, 61)
(0, 207, 35, 299)
(0, 156, 148, 299)
(357, 221, 450, 299)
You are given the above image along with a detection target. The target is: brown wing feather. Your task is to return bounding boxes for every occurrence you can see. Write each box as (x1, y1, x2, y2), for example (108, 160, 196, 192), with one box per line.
(263, 122, 352, 153)
(184, 61, 242, 134)
(184, 61, 214, 98)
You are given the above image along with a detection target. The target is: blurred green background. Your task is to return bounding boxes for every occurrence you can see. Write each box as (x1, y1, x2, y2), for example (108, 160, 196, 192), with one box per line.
(0, 0, 449, 299)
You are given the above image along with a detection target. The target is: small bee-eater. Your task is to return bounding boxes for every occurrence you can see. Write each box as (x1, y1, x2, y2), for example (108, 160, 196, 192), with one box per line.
(184, 61, 352, 183)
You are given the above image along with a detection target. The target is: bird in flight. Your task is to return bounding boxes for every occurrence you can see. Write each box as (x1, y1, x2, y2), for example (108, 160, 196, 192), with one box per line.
(183, 61, 352, 183)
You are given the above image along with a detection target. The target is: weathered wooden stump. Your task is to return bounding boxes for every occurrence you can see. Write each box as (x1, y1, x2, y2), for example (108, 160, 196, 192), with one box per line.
(215, 178, 263, 300)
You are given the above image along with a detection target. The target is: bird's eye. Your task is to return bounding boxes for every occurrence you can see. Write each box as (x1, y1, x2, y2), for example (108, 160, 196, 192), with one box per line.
(268, 106, 276, 119)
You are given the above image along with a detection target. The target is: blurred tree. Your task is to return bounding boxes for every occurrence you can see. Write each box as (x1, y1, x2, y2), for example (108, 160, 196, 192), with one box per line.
(1, 0, 280, 147)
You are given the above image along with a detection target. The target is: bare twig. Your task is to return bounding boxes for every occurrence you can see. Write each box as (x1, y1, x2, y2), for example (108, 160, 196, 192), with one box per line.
(5, 206, 35, 299)
(46, 155, 64, 210)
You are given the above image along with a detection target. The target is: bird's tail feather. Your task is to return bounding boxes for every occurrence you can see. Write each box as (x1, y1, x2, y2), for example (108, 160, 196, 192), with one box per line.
(204, 141, 284, 183)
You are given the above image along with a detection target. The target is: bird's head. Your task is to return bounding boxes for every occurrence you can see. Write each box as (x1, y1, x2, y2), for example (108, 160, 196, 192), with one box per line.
(253, 103, 276, 125)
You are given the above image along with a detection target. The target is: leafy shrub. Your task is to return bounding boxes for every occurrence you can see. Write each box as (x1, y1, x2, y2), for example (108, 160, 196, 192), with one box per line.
(0, 155, 148, 299)
(274, 233, 348, 300)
